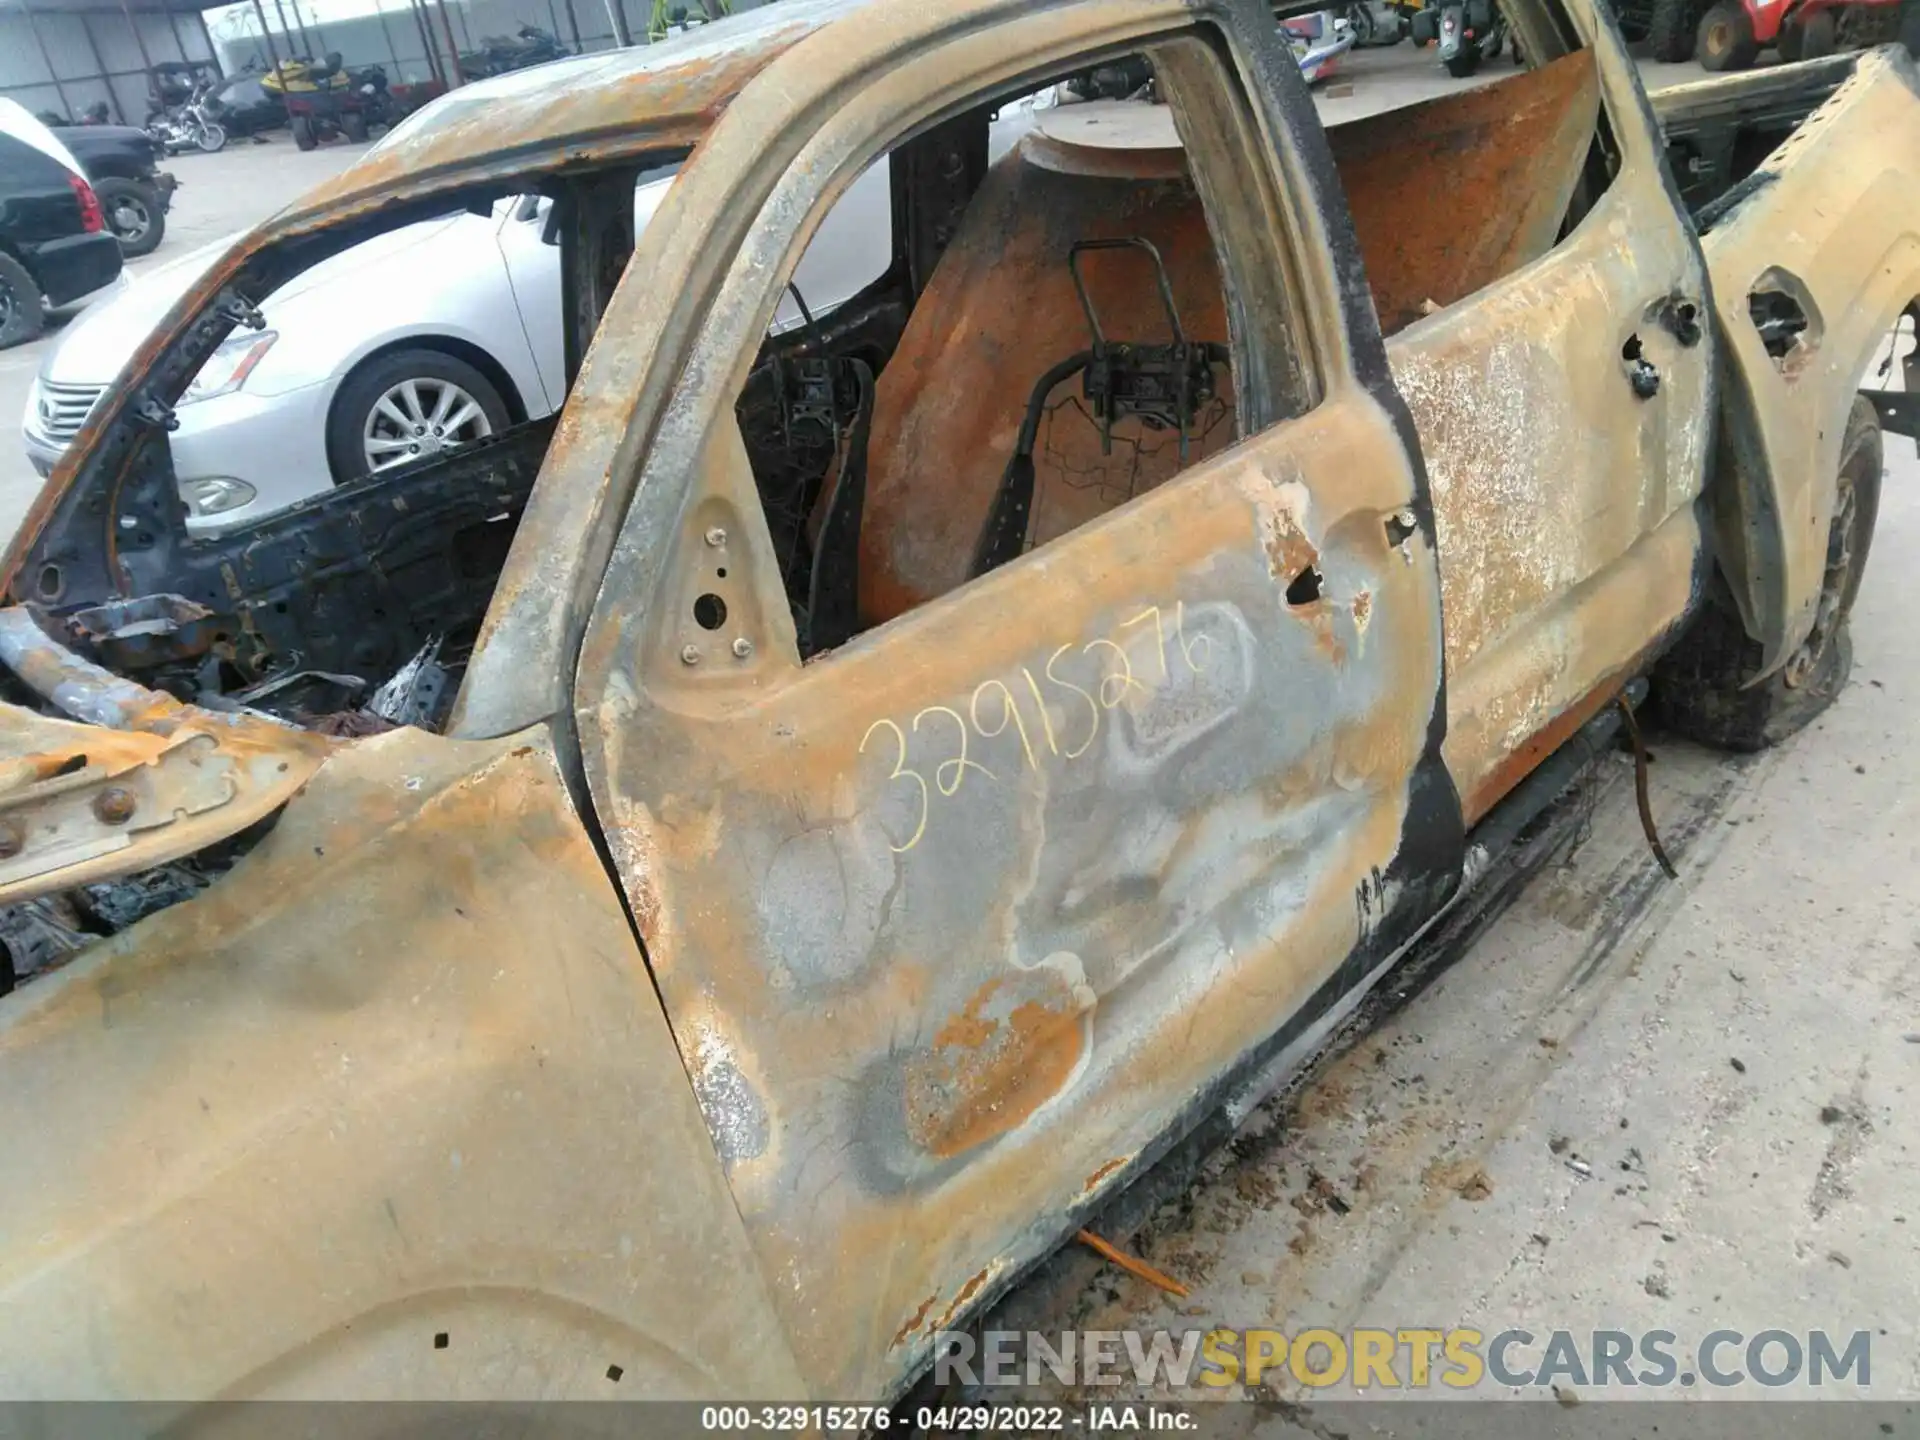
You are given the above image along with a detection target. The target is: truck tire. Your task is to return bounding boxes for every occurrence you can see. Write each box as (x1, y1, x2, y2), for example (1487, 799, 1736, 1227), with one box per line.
(1696, 0, 1759, 68)
(1652, 398, 1881, 752)
(1798, 7, 1838, 54)
(1647, 0, 1699, 61)
(1444, 47, 1483, 73)
(92, 176, 166, 259)
(291, 114, 317, 151)
(341, 109, 369, 142)
(1777, 18, 1805, 56)
(0, 252, 46, 349)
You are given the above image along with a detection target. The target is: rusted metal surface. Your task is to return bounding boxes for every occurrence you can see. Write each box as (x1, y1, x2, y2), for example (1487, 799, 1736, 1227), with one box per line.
(580, 388, 1449, 1399)
(552, 5, 1457, 1401)
(861, 146, 1234, 623)
(1382, 31, 1714, 823)
(565, 12, 1465, 1377)
(0, 0, 1912, 1412)
(1327, 51, 1601, 335)
(0, 608, 334, 902)
(1687, 47, 1920, 675)
(0, 726, 807, 1402)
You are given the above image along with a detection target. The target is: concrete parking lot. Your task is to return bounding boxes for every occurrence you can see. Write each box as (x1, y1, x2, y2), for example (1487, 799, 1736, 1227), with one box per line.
(4, 41, 1916, 1411)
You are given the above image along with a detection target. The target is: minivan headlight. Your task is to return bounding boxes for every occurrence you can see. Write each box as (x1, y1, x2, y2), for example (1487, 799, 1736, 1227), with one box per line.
(181, 330, 278, 406)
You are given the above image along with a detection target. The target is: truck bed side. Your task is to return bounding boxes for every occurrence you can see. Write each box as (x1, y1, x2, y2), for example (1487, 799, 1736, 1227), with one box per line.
(1679, 48, 1920, 672)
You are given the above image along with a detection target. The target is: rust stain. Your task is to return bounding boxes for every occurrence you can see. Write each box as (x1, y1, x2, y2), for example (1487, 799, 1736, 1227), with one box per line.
(1298, 599, 1347, 666)
(929, 975, 1004, 1051)
(904, 968, 1092, 1160)
(934, 1267, 992, 1333)
(1463, 672, 1622, 825)
(1082, 1156, 1131, 1195)
(888, 1293, 938, 1350)
(1262, 510, 1319, 586)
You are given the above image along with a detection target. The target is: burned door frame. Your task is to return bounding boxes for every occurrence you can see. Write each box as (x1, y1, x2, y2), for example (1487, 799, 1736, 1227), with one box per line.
(1376, 0, 1718, 824)
(570, 0, 1464, 1404)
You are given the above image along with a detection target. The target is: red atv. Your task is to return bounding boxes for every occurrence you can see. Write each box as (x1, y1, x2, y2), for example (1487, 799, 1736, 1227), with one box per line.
(1693, 0, 1908, 70)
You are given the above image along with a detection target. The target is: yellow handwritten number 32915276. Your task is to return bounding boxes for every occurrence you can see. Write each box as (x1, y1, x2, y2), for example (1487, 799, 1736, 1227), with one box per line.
(857, 602, 1212, 853)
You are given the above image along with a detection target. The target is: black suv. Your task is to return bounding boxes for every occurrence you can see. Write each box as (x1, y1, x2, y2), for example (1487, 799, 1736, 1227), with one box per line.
(0, 101, 123, 350)
(49, 122, 177, 258)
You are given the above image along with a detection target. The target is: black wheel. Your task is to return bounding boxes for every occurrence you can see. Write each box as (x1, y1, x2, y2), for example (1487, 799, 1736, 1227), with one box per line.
(92, 176, 165, 258)
(1777, 17, 1805, 56)
(291, 113, 317, 151)
(1647, 0, 1699, 59)
(1653, 398, 1881, 752)
(0, 251, 46, 349)
(1697, 0, 1759, 67)
(340, 109, 369, 142)
(325, 348, 511, 485)
(1444, 47, 1482, 73)
(1798, 7, 1838, 54)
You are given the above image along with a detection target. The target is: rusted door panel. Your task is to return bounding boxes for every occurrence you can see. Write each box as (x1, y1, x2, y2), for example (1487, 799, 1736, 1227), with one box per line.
(1386, 107, 1713, 823)
(1695, 48, 1920, 673)
(577, 390, 1459, 1399)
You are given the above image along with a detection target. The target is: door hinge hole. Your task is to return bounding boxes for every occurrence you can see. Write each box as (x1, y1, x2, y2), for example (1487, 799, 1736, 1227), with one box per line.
(693, 593, 729, 631)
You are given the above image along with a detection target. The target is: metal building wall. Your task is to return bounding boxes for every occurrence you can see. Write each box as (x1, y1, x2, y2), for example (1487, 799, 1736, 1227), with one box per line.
(209, 0, 768, 88)
(0, 5, 219, 124)
(210, 0, 617, 86)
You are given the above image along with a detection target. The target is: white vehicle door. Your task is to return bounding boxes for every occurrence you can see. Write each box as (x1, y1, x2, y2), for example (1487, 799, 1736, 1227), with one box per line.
(492, 194, 566, 414)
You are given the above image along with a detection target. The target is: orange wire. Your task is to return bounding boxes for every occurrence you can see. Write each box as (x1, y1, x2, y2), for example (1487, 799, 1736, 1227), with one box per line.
(1076, 1228, 1191, 1298)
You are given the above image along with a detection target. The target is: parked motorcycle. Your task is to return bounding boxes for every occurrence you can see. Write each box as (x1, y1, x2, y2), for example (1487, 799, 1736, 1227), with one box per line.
(261, 55, 396, 149)
(145, 79, 227, 154)
(456, 25, 570, 81)
(1337, 0, 1408, 44)
(1412, 0, 1511, 73)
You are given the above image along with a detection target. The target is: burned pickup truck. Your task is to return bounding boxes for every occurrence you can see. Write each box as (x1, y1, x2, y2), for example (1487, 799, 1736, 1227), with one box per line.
(2, 0, 1918, 1409)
